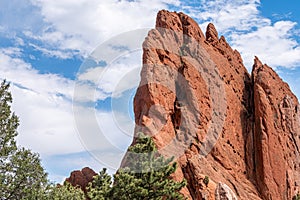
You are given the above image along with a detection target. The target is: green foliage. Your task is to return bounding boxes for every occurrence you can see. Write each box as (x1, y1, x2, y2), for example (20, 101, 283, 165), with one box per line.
(43, 182, 85, 200)
(0, 80, 18, 157)
(0, 81, 187, 199)
(203, 176, 209, 187)
(0, 80, 48, 199)
(111, 133, 187, 200)
(293, 193, 300, 200)
(0, 148, 48, 199)
(87, 168, 112, 200)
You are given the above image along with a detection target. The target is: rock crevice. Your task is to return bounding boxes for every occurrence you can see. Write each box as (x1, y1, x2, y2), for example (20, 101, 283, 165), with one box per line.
(129, 10, 300, 200)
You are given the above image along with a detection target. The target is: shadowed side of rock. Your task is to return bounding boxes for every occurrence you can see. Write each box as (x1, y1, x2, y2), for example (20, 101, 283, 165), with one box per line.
(252, 57, 300, 200)
(65, 167, 97, 194)
(131, 10, 258, 199)
(128, 10, 300, 200)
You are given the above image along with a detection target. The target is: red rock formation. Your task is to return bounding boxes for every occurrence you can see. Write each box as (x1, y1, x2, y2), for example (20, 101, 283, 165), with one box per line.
(252, 57, 300, 199)
(129, 10, 300, 200)
(65, 167, 96, 193)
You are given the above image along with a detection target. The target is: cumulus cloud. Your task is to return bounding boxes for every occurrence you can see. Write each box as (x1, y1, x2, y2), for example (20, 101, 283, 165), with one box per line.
(0, 47, 135, 177)
(0, 48, 134, 151)
(231, 21, 300, 69)
(1, 0, 300, 182)
(2, 0, 300, 70)
(182, 0, 300, 69)
(12, 85, 84, 155)
(77, 51, 142, 101)
(0, 49, 74, 98)
(26, 0, 180, 56)
(0, 49, 80, 154)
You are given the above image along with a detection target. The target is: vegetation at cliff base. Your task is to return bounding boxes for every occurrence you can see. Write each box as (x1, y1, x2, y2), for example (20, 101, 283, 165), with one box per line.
(109, 133, 187, 200)
(0, 80, 48, 199)
(87, 133, 186, 200)
(0, 80, 186, 199)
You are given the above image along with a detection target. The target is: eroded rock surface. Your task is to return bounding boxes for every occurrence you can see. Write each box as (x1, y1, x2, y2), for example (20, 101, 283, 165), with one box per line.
(215, 183, 238, 200)
(128, 10, 300, 200)
(65, 167, 96, 193)
(252, 57, 300, 199)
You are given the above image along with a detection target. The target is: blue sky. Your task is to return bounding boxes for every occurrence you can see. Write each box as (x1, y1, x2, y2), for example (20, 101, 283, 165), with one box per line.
(0, 0, 299, 183)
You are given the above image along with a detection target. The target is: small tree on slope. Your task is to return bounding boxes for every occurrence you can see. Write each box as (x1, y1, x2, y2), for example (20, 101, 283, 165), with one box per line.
(111, 133, 186, 200)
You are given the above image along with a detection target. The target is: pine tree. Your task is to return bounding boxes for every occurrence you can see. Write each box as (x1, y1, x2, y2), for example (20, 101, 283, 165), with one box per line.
(111, 133, 187, 200)
(0, 80, 48, 199)
(0, 80, 18, 158)
(87, 168, 112, 200)
(1, 148, 49, 199)
(44, 182, 85, 200)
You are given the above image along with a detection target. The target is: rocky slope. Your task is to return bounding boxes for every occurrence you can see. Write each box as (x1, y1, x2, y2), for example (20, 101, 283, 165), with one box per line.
(130, 10, 300, 200)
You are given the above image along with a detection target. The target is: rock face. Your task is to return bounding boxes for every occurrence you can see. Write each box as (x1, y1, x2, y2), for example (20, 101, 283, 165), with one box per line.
(65, 167, 96, 193)
(252, 58, 300, 199)
(215, 183, 238, 200)
(130, 10, 300, 200)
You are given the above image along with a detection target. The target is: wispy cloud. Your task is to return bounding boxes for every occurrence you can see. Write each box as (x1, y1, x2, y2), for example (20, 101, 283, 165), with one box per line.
(0, 49, 79, 154)
(182, 0, 300, 69)
(77, 52, 142, 101)
(24, 0, 179, 57)
(29, 43, 74, 59)
(232, 21, 300, 69)
(1, 0, 300, 182)
(0, 49, 74, 99)
(0, 48, 136, 179)
(0, 48, 134, 153)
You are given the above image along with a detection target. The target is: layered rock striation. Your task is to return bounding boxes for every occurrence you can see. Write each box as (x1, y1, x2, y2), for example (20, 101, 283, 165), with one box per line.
(130, 10, 300, 200)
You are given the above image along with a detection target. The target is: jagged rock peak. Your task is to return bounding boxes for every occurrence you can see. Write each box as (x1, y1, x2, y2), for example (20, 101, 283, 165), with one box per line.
(252, 56, 300, 199)
(206, 23, 219, 43)
(254, 56, 263, 67)
(155, 10, 205, 43)
(252, 56, 265, 74)
(128, 10, 300, 200)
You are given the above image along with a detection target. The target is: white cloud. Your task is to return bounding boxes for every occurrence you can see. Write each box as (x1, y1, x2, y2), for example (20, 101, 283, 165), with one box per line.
(0, 49, 134, 157)
(231, 21, 300, 69)
(204, 0, 300, 70)
(12, 85, 84, 155)
(28, 43, 74, 59)
(1, 0, 300, 182)
(71, 105, 134, 171)
(0, 49, 74, 99)
(2, 0, 300, 70)
(0, 47, 23, 57)
(0, 49, 82, 155)
(96, 111, 134, 150)
(0, 0, 43, 34)
(0, 50, 136, 183)
(183, 0, 300, 70)
(77, 51, 142, 101)
(27, 0, 179, 56)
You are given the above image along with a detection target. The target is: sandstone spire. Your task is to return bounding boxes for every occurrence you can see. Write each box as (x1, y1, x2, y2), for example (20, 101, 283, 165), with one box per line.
(129, 10, 300, 200)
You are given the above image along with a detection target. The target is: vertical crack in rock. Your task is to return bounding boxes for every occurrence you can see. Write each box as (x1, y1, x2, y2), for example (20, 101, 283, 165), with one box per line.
(124, 10, 300, 200)
(171, 97, 182, 139)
